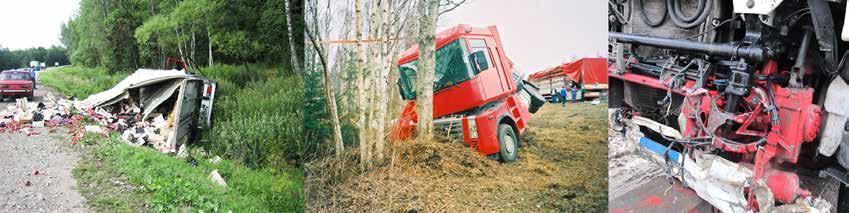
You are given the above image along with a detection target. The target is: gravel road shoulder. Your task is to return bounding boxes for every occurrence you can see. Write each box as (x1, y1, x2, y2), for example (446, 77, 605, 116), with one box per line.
(0, 84, 90, 212)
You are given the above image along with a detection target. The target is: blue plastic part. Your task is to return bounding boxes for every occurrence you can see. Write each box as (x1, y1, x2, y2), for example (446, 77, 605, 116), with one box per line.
(639, 137, 680, 162)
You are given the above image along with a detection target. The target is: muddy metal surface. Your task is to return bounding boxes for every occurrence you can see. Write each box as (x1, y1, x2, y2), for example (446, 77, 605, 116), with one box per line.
(606, 108, 841, 212)
(607, 109, 711, 212)
(0, 83, 89, 212)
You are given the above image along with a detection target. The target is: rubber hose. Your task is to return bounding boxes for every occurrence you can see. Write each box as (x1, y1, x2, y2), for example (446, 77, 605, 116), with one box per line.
(667, 0, 713, 29)
(639, 0, 667, 27)
(672, 0, 706, 22)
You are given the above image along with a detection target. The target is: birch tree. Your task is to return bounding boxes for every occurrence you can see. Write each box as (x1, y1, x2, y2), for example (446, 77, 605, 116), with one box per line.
(415, 0, 439, 139)
(354, 0, 371, 166)
(306, 9, 345, 158)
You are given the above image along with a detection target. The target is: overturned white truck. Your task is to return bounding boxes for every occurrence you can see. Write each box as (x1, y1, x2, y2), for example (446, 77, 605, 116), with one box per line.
(80, 69, 216, 153)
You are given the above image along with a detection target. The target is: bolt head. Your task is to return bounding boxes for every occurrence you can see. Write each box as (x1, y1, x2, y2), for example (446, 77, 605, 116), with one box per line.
(747, 0, 755, 8)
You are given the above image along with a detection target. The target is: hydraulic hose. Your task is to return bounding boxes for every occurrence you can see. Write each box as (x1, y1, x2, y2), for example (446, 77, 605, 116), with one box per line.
(639, 0, 667, 27)
(672, 0, 705, 22)
(667, 0, 713, 29)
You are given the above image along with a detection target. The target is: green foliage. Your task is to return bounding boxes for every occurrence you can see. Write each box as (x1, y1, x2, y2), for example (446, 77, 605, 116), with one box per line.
(304, 52, 359, 160)
(64, 0, 303, 71)
(39, 66, 126, 99)
(75, 135, 304, 212)
(201, 65, 303, 167)
(0, 46, 69, 70)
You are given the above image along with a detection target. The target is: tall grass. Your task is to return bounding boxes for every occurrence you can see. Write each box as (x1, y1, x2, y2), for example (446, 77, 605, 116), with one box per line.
(200, 65, 304, 168)
(39, 66, 127, 99)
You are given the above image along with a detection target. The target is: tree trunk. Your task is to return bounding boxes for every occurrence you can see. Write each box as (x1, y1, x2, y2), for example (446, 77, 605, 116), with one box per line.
(355, 0, 370, 166)
(207, 29, 213, 67)
(374, 0, 392, 161)
(284, 0, 302, 76)
(175, 28, 186, 69)
(306, 27, 344, 158)
(191, 29, 196, 68)
(415, 0, 438, 140)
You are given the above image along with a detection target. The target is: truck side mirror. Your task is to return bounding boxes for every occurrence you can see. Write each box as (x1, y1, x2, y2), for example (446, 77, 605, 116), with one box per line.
(468, 50, 489, 73)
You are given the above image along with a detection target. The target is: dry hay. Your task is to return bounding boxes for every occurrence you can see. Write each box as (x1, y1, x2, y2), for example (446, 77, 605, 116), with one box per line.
(306, 103, 608, 212)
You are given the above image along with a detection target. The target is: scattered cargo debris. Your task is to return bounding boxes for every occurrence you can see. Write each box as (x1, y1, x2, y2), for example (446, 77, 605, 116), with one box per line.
(209, 169, 227, 187)
(0, 69, 217, 155)
(208, 156, 222, 164)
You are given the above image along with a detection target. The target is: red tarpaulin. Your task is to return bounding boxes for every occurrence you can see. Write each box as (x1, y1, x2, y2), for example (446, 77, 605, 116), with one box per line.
(529, 58, 608, 84)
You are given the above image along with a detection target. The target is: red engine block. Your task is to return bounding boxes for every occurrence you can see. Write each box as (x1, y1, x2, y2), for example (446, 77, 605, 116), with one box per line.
(675, 61, 823, 206)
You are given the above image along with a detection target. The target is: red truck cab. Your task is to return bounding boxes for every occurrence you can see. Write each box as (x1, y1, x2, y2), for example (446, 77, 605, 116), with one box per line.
(0, 70, 35, 101)
(393, 25, 545, 162)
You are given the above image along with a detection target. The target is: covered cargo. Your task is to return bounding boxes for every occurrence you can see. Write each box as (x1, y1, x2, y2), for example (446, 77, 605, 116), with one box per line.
(528, 57, 608, 102)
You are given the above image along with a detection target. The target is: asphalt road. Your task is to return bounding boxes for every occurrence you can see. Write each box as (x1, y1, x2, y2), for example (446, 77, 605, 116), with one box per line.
(0, 82, 90, 212)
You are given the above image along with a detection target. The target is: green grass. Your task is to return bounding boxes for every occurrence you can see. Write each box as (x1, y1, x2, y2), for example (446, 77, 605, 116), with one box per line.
(39, 66, 127, 99)
(200, 65, 304, 168)
(44, 64, 305, 211)
(74, 135, 304, 212)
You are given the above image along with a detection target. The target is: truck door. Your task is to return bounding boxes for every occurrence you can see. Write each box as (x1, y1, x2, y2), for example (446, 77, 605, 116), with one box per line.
(175, 80, 202, 145)
(468, 38, 504, 96)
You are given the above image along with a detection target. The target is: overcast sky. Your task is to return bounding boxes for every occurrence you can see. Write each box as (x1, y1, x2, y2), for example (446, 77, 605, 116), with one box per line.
(441, 0, 607, 75)
(0, 0, 80, 50)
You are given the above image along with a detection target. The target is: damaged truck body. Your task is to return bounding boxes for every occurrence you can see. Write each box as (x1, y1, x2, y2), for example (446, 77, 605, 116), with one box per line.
(391, 25, 546, 162)
(81, 69, 216, 153)
(608, 0, 849, 211)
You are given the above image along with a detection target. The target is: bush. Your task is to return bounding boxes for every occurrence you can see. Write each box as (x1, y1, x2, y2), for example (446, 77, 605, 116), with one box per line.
(200, 65, 304, 168)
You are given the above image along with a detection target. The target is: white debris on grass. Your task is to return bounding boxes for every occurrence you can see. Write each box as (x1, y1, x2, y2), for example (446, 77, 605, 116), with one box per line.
(209, 169, 227, 187)
(208, 156, 222, 164)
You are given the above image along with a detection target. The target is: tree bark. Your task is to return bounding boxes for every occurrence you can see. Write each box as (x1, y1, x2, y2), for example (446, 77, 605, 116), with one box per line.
(373, 0, 393, 161)
(207, 29, 213, 67)
(355, 0, 370, 166)
(285, 0, 302, 76)
(306, 26, 344, 158)
(415, 0, 438, 139)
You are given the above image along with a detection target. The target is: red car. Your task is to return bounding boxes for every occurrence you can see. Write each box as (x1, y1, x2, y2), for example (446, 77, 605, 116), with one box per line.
(0, 70, 34, 101)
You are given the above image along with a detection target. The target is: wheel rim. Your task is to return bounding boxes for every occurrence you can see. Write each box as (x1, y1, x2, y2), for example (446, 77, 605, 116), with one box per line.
(504, 133, 516, 155)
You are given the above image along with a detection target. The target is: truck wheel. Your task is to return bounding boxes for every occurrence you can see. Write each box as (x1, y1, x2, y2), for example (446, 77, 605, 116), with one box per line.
(497, 124, 519, 163)
(522, 80, 546, 113)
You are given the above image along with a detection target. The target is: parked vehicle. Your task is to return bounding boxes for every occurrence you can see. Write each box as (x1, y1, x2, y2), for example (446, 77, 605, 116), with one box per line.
(609, 0, 849, 211)
(391, 25, 546, 162)
(528, 58, 609, 102)
(0, 70, 34, 101)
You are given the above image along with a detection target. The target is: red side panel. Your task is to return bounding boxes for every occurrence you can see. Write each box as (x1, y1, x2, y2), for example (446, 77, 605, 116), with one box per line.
(529, 58, 608, 84)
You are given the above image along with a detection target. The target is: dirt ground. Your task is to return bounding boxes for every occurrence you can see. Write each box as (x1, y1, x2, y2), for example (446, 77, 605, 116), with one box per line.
(306, 102, 608, 212)
(0, 84, 90, 212)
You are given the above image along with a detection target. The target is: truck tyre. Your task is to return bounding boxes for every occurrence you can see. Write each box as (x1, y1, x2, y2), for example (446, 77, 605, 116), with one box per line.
(497, 124, 519, 163)
(522, 80, 545, 113)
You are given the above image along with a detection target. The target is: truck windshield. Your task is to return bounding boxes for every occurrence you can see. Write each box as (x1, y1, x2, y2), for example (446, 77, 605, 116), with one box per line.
(398, 39, 473, 100)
